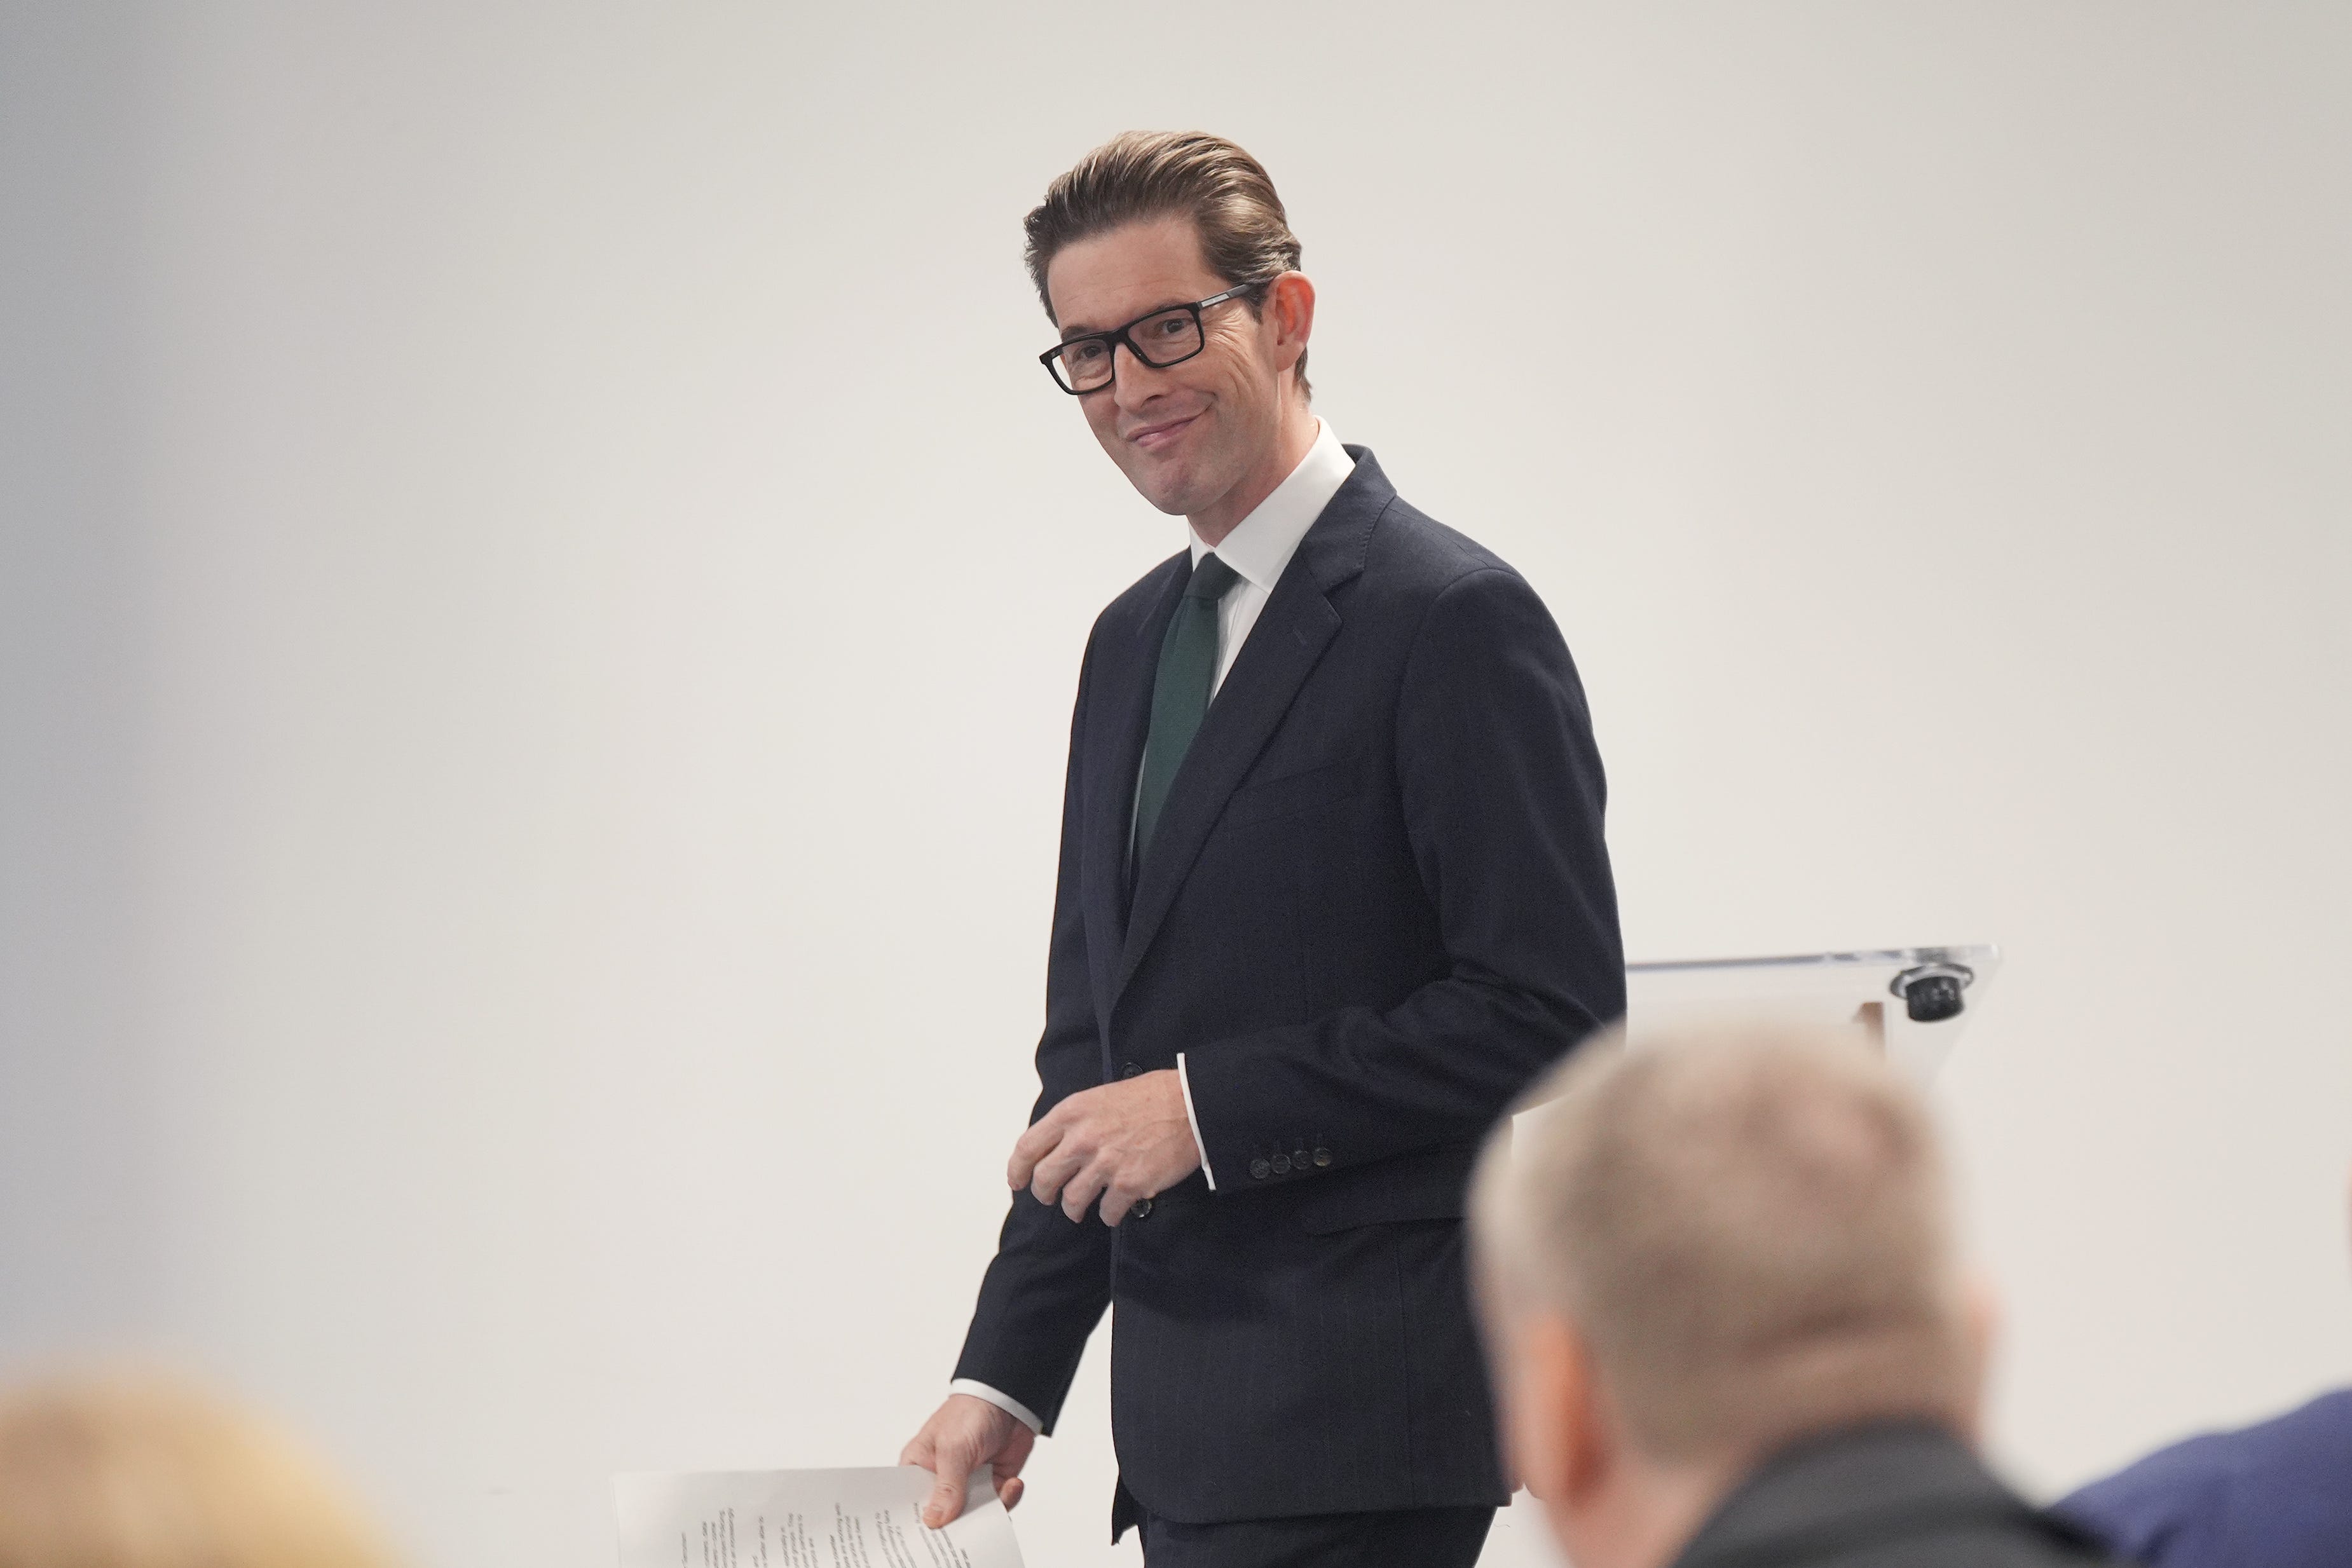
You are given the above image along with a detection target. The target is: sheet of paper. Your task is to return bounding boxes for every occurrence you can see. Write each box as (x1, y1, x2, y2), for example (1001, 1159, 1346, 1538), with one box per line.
(614, 1466, 1023, 1568)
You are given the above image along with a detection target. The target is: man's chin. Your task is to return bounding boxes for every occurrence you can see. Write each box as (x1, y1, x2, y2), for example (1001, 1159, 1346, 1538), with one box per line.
(1119, 458, 1204, 517)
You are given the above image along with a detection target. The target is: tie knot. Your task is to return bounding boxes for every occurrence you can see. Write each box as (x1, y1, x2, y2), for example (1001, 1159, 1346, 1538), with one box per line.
(1186, 552, 1241, 601)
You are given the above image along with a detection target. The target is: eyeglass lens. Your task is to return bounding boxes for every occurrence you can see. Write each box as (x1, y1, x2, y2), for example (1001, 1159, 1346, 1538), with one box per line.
(1053, 308, 1205, 391)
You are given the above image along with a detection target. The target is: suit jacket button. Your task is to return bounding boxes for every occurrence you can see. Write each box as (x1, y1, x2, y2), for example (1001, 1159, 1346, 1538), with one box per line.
(1130, 1198, 1152, 1220)
(1292, 1149, 1311, 1172)
(1313, 1147, 1332, 1168)
(1120, 1061, 1143, 1079)
(1271, 1154, 1292, 1175)
(1249, 1158, 1272, 1180)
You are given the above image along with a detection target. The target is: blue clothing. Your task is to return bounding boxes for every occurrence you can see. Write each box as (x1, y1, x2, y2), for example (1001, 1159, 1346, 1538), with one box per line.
(2056, 1388, 2352, 1567)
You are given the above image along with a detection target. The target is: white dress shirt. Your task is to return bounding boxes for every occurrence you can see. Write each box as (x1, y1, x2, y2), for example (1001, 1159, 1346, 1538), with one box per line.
(1192, 418, 1357, 697)
(951, 421, 1357, 1435)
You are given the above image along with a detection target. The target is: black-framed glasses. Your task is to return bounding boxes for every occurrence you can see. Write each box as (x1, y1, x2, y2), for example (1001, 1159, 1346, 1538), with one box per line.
(1038, 283, 1266, 395)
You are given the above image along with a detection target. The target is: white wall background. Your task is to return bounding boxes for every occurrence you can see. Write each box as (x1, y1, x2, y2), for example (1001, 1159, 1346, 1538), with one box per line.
(4, 4, 2346, 1566)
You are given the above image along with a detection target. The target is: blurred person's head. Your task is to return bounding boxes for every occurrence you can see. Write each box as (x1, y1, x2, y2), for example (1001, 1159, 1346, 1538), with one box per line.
(0, 1374, 397, 1568)
(1025, 131, 1318, 543)
(1470, 1024, 1995, 1568)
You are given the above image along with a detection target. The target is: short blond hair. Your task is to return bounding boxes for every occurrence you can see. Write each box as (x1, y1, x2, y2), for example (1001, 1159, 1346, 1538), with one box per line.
(0, 1374, 398, 1568)
(1472, 1025, 1973, 1461)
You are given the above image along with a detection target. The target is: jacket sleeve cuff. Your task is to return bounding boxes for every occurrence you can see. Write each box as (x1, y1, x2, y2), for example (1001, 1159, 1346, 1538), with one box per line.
(1180, 1032, 1345, 1189)
(948, 1379, 1044, 1435)
(1176, 1052, 1217, 1191)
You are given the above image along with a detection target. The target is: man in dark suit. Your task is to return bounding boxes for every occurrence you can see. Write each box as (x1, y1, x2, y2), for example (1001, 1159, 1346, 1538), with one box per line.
(1469, 1024, 2116, 1568)
(901, 130, 1624, 1565)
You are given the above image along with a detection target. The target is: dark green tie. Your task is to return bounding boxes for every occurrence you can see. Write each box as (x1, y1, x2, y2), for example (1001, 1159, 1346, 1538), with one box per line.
(1134, 552, 1241, 861)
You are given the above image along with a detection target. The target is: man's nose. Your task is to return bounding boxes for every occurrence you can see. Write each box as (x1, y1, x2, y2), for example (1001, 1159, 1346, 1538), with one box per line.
(1110, 341, 1166, 410)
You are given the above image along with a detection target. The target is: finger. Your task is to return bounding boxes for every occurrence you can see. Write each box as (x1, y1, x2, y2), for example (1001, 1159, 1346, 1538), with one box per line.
(1098, 1182, 1140, 1227)
(1006, 1134, 1045, 1192)
(918, 1429, 980, 1529)
(999, 1476, 1024, 1512)
(922, 1462, 967, 1528)
(1029, 1143, 1089, 1207)
(1007, 1107, 1067, 1189)
(1060, 1161, 1109, 1224)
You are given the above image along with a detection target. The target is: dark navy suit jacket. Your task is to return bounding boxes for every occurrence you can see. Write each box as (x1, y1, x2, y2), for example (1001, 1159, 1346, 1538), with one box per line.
(2057, 1389, 2352, 1568)
(951, 447, 1625, 1524)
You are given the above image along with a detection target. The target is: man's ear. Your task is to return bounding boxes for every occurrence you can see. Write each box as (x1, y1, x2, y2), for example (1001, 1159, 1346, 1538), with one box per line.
(1510, 1312, 1612, 1506)
(1265, 271, 1315, 377)
(1954, 1272, 2001, 1447)
(1557, 1318, 1617, 1506)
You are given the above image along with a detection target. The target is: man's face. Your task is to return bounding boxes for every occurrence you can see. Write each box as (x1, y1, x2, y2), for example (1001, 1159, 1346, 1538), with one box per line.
(1044, 215, 1290, 519)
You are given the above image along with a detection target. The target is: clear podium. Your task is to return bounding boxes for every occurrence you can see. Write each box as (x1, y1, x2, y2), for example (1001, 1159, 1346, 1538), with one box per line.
(1622, 944, 2001, 1081)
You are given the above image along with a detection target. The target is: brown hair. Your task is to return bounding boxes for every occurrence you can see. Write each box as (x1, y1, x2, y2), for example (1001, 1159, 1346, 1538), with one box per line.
(0, 1374, 400, 1568)
(1472, 1024, 1976, 1463)
(1023, 130, 1310, 397)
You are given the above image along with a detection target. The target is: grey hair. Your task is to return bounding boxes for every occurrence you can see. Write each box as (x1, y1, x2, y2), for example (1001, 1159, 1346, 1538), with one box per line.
(1470, 1023, 1974, 1461)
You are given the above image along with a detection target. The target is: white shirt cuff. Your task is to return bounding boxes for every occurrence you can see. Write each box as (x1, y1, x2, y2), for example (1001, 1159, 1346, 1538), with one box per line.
(1177, 1052, 1216, 1192)
(948, 1379, 1043, 1435)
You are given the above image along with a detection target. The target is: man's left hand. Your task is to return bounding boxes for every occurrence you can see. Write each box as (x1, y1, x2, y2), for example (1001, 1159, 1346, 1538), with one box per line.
(1008, 1069, 1201, 1226)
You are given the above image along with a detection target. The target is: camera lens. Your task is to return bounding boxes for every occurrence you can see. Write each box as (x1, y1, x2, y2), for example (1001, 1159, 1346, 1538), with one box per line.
(1901, 972, 1964, 1023)
(1890, 962, 1973, 1024)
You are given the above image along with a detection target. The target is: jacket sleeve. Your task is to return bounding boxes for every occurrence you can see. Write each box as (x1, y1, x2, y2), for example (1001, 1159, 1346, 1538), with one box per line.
(948, 632, 1114, 1433)
(1179, 566, 1624, 1185)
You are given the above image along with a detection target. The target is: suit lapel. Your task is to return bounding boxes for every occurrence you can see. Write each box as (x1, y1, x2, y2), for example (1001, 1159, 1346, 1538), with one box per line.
(1082, 554, 1187, 971)
(1113, 449, 1392, 1006)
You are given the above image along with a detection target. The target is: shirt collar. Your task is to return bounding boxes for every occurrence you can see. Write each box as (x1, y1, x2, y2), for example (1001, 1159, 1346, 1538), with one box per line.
(1187, 419, 1356, 590)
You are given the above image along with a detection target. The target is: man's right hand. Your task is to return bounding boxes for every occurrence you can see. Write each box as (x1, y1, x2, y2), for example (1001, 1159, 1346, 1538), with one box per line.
(899, 1393, 1035, 1528)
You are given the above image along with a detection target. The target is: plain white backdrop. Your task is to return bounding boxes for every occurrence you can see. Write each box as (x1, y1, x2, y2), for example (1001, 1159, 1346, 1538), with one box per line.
(3, 4, 2346, 1566)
